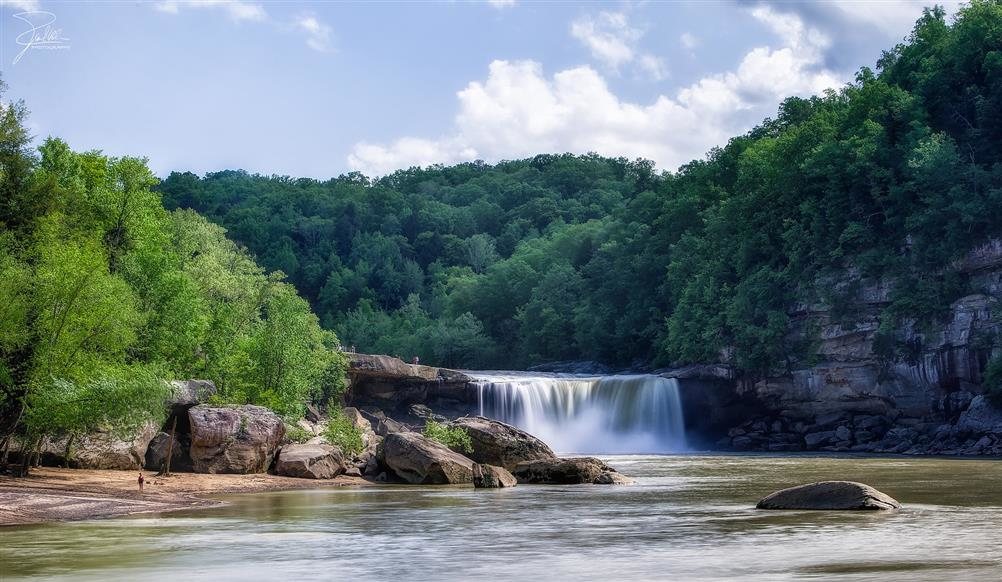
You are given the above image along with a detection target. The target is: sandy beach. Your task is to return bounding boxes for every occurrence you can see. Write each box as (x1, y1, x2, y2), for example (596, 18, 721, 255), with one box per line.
(0, 467, 368, 526)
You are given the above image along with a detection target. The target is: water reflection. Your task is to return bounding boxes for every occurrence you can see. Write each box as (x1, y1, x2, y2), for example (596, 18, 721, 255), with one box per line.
(3, 454, 1002, 581)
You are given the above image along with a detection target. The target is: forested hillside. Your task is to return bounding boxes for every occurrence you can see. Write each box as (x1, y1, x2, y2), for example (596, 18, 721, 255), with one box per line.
(161, 3, 1002, 374)
(0, 86, 345, 457)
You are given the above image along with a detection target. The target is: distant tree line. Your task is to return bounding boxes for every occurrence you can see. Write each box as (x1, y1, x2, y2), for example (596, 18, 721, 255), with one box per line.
(159, 3, 1002, 376)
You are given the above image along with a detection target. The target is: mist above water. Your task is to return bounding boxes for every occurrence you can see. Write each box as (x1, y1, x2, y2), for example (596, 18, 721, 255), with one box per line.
(470, 373, 686, 454)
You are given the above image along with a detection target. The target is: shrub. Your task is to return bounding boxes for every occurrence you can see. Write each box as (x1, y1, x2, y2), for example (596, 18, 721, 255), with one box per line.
(285, 424, 312, 444)
(984, 355, 1002, 408)
(422, 420, 473, 453)
(324, 409, 364, 455)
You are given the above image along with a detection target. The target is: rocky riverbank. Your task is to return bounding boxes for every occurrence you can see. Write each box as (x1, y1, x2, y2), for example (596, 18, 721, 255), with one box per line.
(0, 467, 366, 526)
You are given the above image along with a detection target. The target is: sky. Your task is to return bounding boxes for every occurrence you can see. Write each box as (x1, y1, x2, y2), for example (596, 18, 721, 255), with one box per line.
(0, 0, 962, 179)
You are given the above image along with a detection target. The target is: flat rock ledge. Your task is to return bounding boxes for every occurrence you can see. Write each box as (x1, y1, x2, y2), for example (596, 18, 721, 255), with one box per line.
(756, 481, 901, 510)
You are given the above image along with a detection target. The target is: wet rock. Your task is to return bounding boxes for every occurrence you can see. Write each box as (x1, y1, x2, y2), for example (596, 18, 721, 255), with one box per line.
(732, 436, 753, 450)
(594, 471, 635, 485)
(450, 416, 555, 471)
(382, 431, 474, 484)
(512, 457, 629, 485)
(188, 405, 285, 474)
(275, 443, 345, 479)
(472, 463, 518, 488)
(834, 425, 852, 442)
(756, 481, 901, 510)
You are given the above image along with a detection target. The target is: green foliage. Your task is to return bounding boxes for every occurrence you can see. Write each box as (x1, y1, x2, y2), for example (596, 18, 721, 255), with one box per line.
(0, 87, 345, 457)
(323, 408, 364, 455)
(146, 4, 1002, 378)
(284, 423, 312, 444)
(422, 420, 473, 453)
(984, 355, 1002, 408)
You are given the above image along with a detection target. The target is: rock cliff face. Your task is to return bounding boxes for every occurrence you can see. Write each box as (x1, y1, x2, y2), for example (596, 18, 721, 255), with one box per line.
(718, 241, 1002, 455)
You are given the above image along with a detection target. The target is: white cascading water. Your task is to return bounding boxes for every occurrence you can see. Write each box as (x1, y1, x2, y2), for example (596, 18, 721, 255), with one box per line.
(470, 373, 686, 454)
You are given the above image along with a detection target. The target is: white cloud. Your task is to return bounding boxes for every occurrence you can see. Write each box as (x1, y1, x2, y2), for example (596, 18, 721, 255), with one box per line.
(348, 7, 844, 177)
(487, 0, 516, 9)
(1, 0, 40, 11)
(570, 10, 668, 81)
(824, 0, 961, 36)
(154, 0, 267, 22)
(637, 54, 668, 81)
(680, 32, 698, 51)
(570, 11, 640, 70)
(295, 14, 332, 52)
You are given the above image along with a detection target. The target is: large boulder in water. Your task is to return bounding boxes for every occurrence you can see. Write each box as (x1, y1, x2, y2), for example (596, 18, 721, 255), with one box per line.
(188, 405, 285, 474)
(756, 481, 901, 510)
(450, 416, 555, 471)
(512, 457, 633, 485)
(382, 432, 474, 484)
(472, 463, 517, 488)
(275, 444, 346, 479)
(145, 431, 194, 472)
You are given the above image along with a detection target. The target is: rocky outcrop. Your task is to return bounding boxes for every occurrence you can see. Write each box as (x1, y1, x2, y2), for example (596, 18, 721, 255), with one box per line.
(145, 431, 194, 472)
(42, 420, 159, 470)
(512, 457, 632, 485)
(346, 354, 477, 422)
(450, 416, 555, 471)
(472, 463, 518, 488)
(756, 481, 901, 510)
(359, 408, 412, 436)
(275, 444, 346, 479)
(188, 405, 285, 474)
(167, 380, 217, 408)
(382, 432, 475, 484)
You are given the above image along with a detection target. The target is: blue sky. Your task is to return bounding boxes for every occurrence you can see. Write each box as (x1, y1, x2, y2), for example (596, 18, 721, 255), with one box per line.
(1, 0, 960, 179)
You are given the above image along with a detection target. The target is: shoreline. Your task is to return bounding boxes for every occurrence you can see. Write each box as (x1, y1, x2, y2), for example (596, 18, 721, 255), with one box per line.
(0, 467, 370, 527)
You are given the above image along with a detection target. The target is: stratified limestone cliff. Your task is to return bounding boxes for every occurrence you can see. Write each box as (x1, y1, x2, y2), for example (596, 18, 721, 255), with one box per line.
(721, 241, 1002, 455)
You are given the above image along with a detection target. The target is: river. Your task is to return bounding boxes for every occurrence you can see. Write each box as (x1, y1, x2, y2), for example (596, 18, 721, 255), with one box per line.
(3, 454, 1002, 581)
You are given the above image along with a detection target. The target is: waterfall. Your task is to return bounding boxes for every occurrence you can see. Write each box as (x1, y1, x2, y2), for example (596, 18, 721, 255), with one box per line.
(470, 373, 686, 454)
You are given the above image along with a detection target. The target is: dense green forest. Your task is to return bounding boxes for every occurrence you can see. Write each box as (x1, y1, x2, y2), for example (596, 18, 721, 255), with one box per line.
(0, 86, 345, 458)
(160, 3, 1002, 374)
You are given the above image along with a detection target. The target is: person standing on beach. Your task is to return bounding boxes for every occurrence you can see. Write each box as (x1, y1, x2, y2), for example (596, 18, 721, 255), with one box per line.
(138, 472, 144, 492)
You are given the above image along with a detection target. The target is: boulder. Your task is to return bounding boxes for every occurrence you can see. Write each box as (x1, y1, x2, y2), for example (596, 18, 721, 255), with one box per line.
(167, 380, 217, 408)
(359, 408, 412, 436)
(145, 431, 194, 472)
(382, 432, 474, 484)
(472, 463, 518, 488)
(957, 396, 1002, 434)
(44, 420, 159, 470)
(756, 481, 901, 510)
(450, 416, 556, 471)
(512, 457, 630, 485)
(188, 405, 285, 474)
(275, 444, 346, 479)
(594, 471, 636, 485)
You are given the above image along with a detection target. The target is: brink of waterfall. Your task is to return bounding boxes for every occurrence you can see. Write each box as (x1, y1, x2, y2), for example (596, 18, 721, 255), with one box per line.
(469, 373, 686, 454)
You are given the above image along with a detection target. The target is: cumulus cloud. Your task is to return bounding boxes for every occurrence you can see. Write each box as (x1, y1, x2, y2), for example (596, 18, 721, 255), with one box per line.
(1, 0, 41, 11)
(295, 13, 332, 52)
(154, 0, 267, 22)
(348, 6, 844, 177)
(570, 11, 641, 70)
(570, 11, 668, 81)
